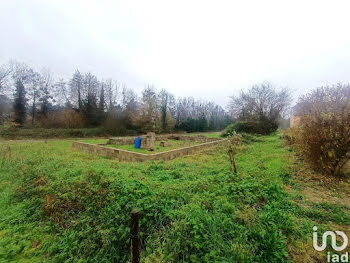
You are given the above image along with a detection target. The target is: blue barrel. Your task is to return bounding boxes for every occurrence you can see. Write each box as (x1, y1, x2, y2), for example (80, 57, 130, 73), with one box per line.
(134, 136, 142, 148)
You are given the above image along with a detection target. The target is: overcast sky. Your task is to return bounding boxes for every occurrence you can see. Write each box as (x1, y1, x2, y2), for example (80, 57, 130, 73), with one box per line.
(1, 0, 350, 105)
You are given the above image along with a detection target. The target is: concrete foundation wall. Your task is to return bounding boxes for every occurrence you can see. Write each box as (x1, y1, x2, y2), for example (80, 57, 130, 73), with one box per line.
(172, 135, 219, 143)
(72, 137, 227, 162)
(107, 134, 219, 146)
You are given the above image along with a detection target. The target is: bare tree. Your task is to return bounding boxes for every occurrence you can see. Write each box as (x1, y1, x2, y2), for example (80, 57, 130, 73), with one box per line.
(104, 78, 120, 110)
(10, 60, 30, 83)
(228, 82, 292, 133)
(0, 62, 13, 124)
(0, 62, 12, 95)
(158, 89, 175, 132)
(229, 82, 291, 119)
(54, 78, 70, 106)
(121, 85, 138, 129)
(121, 85, 138, 111)
(135, 85, 159, 132)
(26, 69, 41, 124)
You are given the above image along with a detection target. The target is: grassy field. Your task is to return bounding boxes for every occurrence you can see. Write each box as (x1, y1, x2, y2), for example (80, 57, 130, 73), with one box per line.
(79, 138, 109, 144)
(185, 132, 222, 138)
(0, 134, 349, 262)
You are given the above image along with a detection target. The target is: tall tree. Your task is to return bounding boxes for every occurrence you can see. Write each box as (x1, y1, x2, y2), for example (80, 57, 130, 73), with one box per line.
(198, 112, 208, 131)
(208, 114, 215, 130)
(139, 86, 158, 132)
(13, 79, 26, 125)
(38, 69, 54, 117)
(26, 69, 41, 124)
(159, 89, 168, 131)
(158, 89, 175, 132)
(98, 84, 105, 123)
(104, 79, 119, 110)
(54, 78, 70, 107)
(69, 70, 83, 110)
(121, 86, 138, 129)
(82, 72, 99, 126)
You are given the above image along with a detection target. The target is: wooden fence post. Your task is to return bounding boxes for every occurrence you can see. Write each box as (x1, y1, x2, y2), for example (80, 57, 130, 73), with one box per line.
(228, 149, 237, 174)
(130, 209, 140, 263)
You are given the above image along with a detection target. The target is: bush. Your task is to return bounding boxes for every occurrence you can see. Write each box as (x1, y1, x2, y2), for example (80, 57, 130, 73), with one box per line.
(280, 130, 295, 146)
(103, 109, 129, 136)
(177, 117, 208, 133)
(223, 120, 277, 136)
(0, 126, 105, 139)
(36, 108, 86, 128)
(293, 85, 350, 176)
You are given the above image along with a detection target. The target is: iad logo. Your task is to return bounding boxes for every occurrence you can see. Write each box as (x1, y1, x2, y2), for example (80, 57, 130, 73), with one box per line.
(313, 226, 349, 262)
(313, 226, 348, 251)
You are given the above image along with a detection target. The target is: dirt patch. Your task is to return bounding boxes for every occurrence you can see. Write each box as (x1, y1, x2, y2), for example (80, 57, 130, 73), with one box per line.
(301, 186, 350, 208)
(290, 166, 350, 208)
(288, 239, 327, 263)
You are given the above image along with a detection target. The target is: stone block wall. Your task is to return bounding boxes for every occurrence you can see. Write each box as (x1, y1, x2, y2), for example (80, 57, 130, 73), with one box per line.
(107, 134, 219, 146)
(72, 137, 227, 162)
(172, 135, 219, 143)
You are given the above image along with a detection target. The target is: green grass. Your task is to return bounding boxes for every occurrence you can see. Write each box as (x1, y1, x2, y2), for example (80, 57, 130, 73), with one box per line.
(186, 131, 222, 138)
(0, 134, 348, 262)
(79, 138, 109, 144)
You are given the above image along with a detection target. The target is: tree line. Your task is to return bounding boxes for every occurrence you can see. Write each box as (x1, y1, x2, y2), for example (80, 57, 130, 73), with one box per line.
(0, 60, 230, 135)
